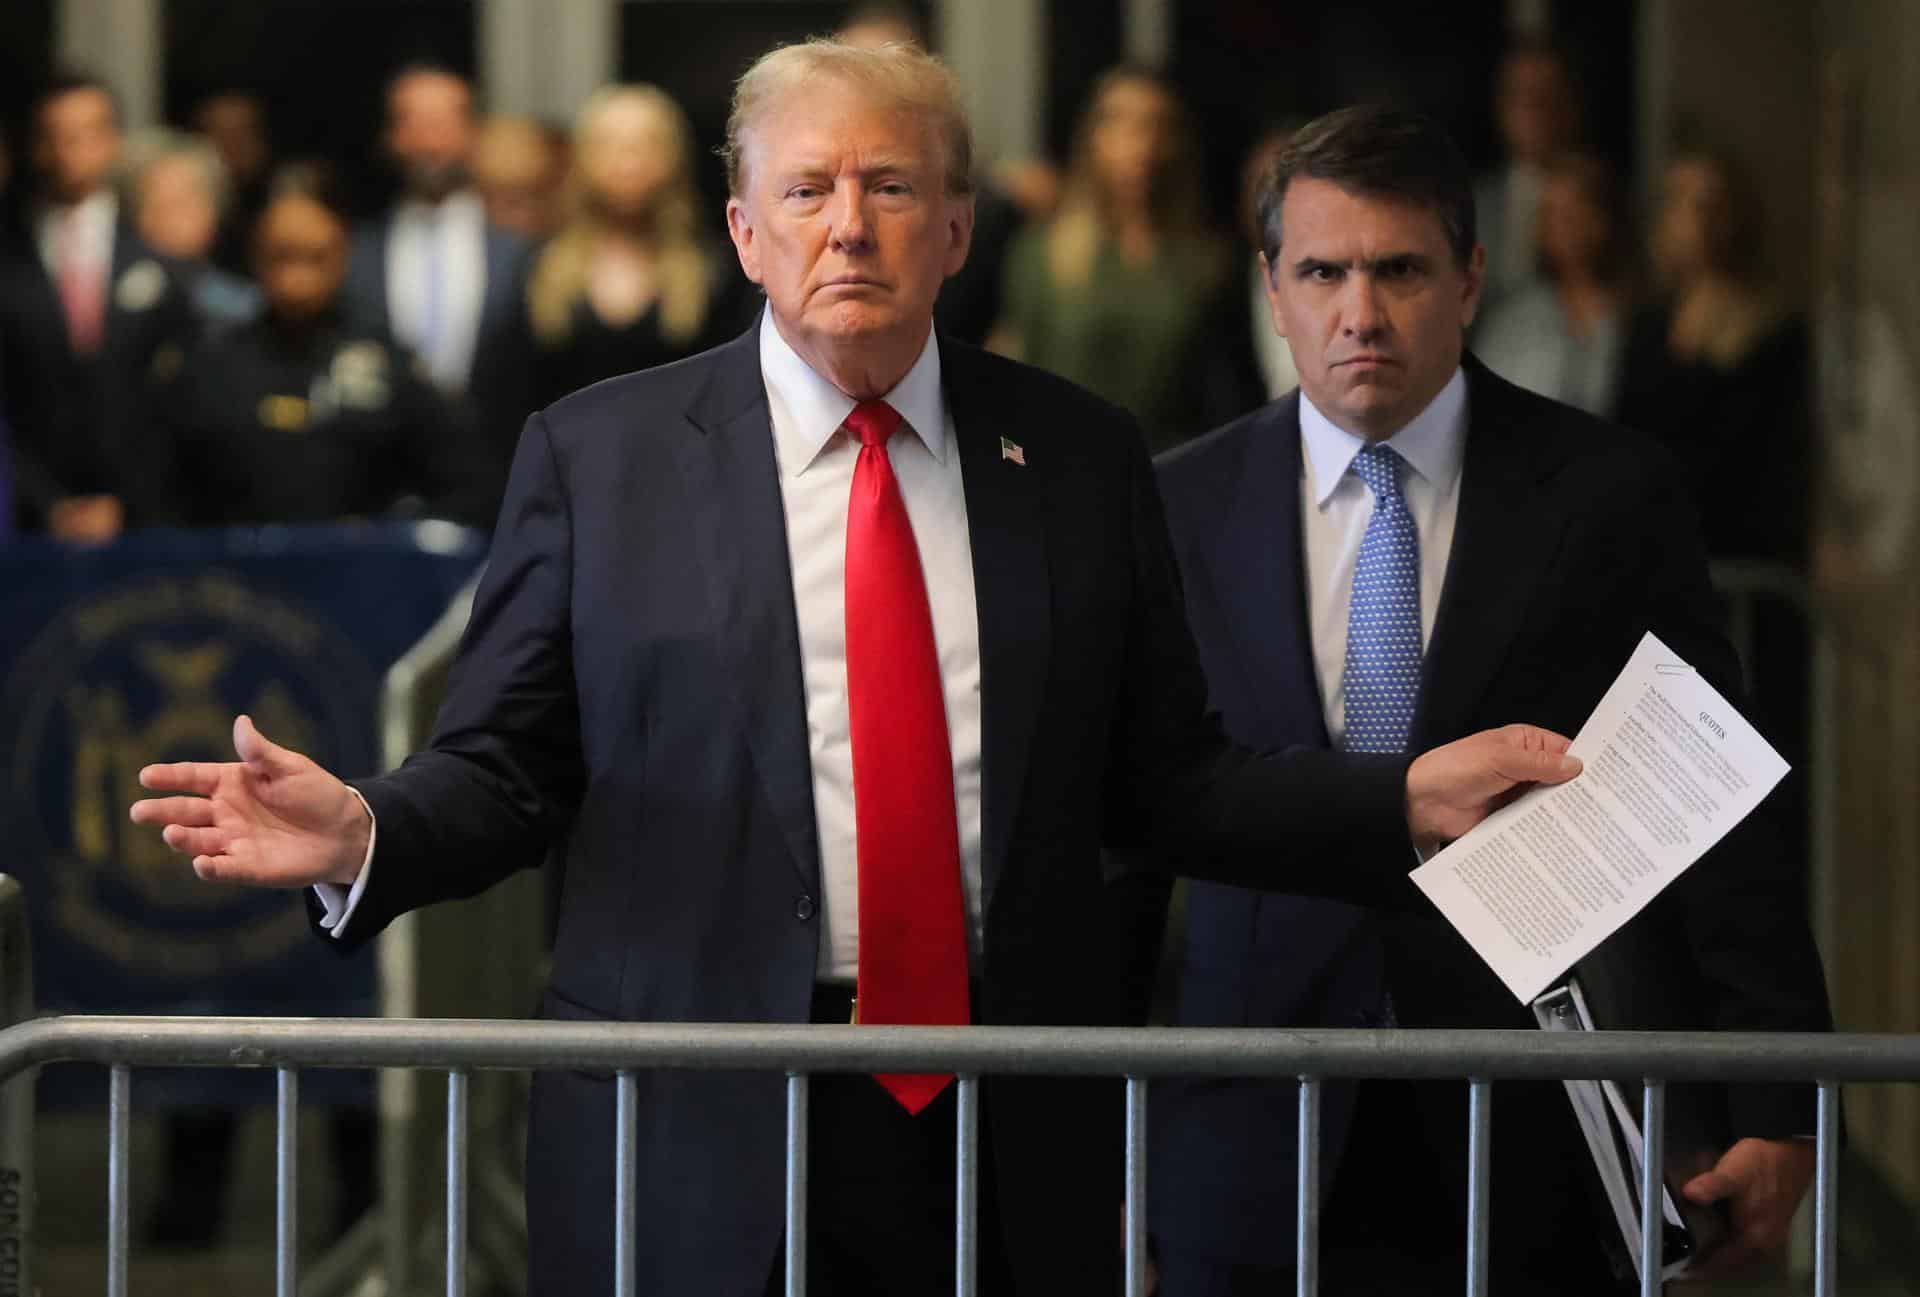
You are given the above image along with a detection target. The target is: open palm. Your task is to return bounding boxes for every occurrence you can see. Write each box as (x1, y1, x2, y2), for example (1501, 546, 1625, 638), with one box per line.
(129, 714, 370, 889)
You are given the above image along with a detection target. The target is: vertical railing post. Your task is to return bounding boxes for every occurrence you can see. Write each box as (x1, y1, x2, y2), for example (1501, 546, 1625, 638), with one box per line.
(785, 1074, 808, 1297)
(1465, 1079, 1492, 1297)
(276, 1067, 298, 1297)
(1813, 1081, 1839, 1297)
(1125, 1077, 1148, 1297)
(955, 1075, 979, 1297)
(446, 1069, 468, 1297)
(1296, 1077, 1321, 1297)
(1639, 1081, 1666, 1297)
(0, 877, 32, 1297)
(107, 1064, 130, 1297)
(616, 1071, 637, 1297)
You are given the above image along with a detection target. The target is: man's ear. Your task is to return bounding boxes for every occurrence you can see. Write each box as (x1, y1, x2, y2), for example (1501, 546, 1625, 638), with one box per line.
(1259, 252, 1288, 340)
(1460, 242, 1487, 330)
(943, 193, 975, 279)
(726, 197, 763, 285)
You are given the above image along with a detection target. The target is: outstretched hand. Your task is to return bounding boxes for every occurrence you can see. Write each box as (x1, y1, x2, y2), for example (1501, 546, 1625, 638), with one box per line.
(129, 715, 371, 889)
(1405, 724, 1582, 848)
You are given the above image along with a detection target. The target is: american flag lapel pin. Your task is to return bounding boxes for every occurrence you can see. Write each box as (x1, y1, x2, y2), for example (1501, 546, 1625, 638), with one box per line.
(1000, 436, 1026, 466)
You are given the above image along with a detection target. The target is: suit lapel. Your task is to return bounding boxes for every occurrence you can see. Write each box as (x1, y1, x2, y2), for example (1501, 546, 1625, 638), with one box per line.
(943, 342, 1049, 909)
(1190, 395, 1329, 745)
(677, 331, 822, 892)
(1415, 358, 1576, 748)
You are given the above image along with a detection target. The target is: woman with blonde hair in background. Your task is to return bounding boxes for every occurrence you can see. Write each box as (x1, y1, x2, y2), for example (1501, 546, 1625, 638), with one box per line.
(525, 84, 754, 407)
(994, 67, 1233, 452)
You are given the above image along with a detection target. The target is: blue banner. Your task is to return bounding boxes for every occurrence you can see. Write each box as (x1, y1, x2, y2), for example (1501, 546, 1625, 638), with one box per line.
(0, 522, 484, 1104)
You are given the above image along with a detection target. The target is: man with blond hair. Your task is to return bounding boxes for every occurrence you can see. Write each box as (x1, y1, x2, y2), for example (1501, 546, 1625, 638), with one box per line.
(135, 40, 1582, 1295)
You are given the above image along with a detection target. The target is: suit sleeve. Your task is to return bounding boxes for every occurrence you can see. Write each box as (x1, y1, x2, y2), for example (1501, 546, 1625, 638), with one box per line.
(319, 409, 586, 948)
(1102, 424, 1423, 910)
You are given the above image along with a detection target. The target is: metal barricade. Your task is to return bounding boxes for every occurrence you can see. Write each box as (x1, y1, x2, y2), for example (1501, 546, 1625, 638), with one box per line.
(0, 1012, 1914, 1297)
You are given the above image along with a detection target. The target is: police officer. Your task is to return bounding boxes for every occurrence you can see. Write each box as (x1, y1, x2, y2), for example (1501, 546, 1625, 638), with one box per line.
(165, 165, 493, 529)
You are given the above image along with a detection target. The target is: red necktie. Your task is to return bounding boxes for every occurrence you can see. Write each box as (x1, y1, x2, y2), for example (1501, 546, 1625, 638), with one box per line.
(58, 210, 105, 356)
(843, 398, 971, 1114)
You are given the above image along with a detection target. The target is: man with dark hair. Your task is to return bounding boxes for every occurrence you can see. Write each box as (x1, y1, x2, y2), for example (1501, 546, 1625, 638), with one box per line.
(342, 62, 531, 509)
(0, 70, 193, 538)
(1149, 103, 1831, 1295)
(192, 88, 274, 276)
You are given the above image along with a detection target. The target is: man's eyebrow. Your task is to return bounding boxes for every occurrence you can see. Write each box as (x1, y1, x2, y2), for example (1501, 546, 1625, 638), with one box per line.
(1288, 252, 1433, 272)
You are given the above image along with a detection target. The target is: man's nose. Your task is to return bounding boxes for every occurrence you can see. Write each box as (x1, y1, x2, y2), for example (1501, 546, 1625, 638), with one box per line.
(1340, 274, 1386, 340)
(827, 183, 874, 253)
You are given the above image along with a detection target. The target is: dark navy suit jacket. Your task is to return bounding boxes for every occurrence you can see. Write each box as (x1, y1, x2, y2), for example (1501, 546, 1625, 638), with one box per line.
(1149, 358, 1833, 1276)
(345, 212, 534, 506)
(320, 325, 1447, 1296)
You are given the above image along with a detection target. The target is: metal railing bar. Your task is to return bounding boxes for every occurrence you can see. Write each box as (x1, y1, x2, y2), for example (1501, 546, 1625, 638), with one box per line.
(1814, 1081, 1839, 1297)
(447, 1069, 468, 1297)
(1639, 1081, 1665, 1297)
(277, 1067, 298, 1297)
(4, 1019, 1916, 1084)
(784, 1073, 807, 1297)
(956, 1075, 979, 1297)
(1124, 1077, 1147, 1297)
(1296, 1077, 1320, 1297)
(615, 1070, 637, 1297)
(1465, 1079, 1491, 1297)
(107, 1064, 129, 1297)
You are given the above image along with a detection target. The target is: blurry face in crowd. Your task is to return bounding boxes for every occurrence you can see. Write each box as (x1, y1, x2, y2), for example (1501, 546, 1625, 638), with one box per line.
(386, 71, 477, 201)
(1653, 156, 1734, 282)
(1088, 76, 1175, 209)
(36, 87, 121, 206)
(1536, 167, 1611, 279)
(255, 194, 349, 323)
(473, 118, 563, 238)
(1496, 51, 1574, 166)
(194, 93, 268, 182)
(1263, 177, 1483, 442)
(580, 97, 679, 221)
(726, 78, 971, 386)
(136, 155, 220, 262)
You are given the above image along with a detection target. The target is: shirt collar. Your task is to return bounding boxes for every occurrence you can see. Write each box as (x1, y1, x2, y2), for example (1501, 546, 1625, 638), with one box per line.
(38, 190, 116, 238)
(1298, 365, 1468, 507)
(396, 188, 484, 225)
(758, 305, 946, 476)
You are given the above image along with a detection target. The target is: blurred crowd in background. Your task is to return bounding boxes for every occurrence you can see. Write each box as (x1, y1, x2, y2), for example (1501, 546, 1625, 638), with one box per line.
(0, 2, 1811, 573)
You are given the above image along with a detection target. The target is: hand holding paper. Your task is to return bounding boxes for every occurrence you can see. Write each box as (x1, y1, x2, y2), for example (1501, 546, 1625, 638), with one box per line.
(1405, 724, 1584, 849)
(1413, 633, 1790, 1003)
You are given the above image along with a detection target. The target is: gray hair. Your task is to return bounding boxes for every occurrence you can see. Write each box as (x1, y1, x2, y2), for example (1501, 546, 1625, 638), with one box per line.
(722, 39, 973, 198)
(123, 128, 231, 215)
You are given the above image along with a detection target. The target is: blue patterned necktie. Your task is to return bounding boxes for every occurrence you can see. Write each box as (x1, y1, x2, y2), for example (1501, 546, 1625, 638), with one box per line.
(1343, 445, 1422, 754)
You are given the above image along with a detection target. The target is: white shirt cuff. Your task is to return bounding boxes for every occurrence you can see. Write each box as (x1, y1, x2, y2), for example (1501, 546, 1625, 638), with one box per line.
(314, 786, 377, 938)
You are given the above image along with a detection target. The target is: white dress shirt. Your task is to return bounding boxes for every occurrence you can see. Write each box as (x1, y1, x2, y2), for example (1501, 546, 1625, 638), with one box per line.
(321, 310, 988, 986)
(36, 191, 117, 294)
(1298, 367, 1468, 745)
(385, 190, 488, 392)
(759, 311, 985, 982)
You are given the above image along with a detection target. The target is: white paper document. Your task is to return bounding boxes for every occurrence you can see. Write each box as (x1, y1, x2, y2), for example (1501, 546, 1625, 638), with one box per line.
(1411, 632, 1790, 1002)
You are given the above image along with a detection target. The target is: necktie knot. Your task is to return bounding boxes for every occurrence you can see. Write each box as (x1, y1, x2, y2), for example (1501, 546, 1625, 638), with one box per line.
(845, 399, 903, 450)
(1349, 444, 1405, 502)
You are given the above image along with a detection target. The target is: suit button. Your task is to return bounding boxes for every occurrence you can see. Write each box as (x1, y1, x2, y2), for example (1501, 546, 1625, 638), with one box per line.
(795, 895, 816, 921)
